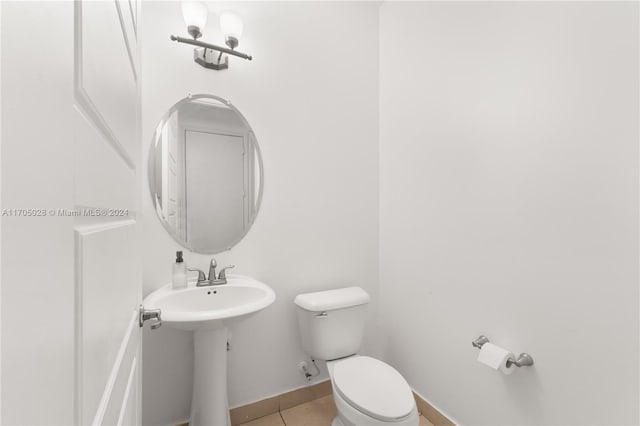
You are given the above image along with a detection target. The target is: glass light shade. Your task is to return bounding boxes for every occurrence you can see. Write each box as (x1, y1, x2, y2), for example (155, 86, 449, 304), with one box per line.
(181, 1, 208, 31)
(220, 12, 243, 39)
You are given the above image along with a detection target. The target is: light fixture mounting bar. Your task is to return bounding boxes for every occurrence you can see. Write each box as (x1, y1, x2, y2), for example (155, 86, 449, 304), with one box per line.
(170, 35, 252, 61)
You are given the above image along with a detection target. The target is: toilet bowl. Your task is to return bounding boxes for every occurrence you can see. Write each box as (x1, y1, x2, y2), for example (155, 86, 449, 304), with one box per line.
(294, 287, 418, 426)
(327, 356, 419, 426)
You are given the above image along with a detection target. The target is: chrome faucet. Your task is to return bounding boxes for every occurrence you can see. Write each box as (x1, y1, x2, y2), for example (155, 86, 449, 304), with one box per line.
(188, 258, 234, 286)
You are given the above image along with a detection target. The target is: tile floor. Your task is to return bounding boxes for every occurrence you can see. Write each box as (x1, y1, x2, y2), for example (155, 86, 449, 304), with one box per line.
(237, 395, 434, 426)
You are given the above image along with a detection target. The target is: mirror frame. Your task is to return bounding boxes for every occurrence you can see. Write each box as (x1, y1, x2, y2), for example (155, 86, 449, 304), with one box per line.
(148, 93, 264, 254)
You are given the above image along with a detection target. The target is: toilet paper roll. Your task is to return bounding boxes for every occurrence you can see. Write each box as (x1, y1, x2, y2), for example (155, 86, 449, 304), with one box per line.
(477, 342, 515, 375)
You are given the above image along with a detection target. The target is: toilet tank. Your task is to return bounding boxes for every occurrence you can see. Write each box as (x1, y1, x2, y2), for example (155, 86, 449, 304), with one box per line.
(294, 287, 370, 361)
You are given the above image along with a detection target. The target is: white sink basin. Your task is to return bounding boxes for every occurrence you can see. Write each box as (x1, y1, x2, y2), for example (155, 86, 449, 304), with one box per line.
(143, 274, 275, 426)
(144, 275, 275, 330)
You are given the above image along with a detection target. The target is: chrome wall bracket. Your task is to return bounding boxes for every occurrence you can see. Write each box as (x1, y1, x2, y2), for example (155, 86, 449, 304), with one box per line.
(472, 335, 490, 349)
(507, 353, 534, 368)
(139, 305, 162, 330)
(194, 48, 228, 70)
(471, 335, 534, 368)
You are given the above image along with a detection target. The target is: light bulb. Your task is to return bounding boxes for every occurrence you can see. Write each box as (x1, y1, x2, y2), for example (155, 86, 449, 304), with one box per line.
(181, 1, 208, 39)
(220, 12, 243, 48)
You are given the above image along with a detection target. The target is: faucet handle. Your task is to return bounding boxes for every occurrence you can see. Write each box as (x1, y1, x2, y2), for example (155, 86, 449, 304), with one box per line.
(208, 257, 218, 281)
(188, 268, 207, 283)
(217, 265, 235, 281)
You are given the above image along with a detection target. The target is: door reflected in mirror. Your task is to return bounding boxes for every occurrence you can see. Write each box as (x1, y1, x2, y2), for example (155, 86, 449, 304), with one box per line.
(148, 94, 263, 254)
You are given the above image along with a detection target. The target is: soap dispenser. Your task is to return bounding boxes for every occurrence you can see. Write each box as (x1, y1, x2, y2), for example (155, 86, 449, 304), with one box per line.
(172, 251, 187, 289)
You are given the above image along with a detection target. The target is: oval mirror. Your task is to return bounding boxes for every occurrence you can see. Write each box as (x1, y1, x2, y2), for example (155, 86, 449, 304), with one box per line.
(148, 94, 263, 254)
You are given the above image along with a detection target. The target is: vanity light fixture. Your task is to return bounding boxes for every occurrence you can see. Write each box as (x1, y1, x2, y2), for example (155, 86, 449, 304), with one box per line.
(171, 1, 252, 71)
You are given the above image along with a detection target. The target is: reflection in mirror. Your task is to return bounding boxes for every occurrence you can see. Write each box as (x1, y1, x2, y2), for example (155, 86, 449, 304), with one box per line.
(148, 94, 263, 254)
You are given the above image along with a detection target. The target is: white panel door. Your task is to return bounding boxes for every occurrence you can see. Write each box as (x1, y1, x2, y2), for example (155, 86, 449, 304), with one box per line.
(75, 1, 141, 425)
(1, 1, 141, 425)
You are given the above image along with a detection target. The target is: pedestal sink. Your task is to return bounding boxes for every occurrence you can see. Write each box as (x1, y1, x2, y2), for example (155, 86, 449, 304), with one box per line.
(143, 275, 276, 426)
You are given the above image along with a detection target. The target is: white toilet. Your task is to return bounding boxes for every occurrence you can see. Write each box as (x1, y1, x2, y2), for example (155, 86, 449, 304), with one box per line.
(294, 287, 419, 426)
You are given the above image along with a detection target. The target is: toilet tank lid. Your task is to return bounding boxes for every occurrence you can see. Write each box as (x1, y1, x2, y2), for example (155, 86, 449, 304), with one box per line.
(294, 287, 370, 312)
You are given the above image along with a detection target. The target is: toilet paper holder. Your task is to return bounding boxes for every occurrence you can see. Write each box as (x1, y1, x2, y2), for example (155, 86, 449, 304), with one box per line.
(472, 335, 534, 368)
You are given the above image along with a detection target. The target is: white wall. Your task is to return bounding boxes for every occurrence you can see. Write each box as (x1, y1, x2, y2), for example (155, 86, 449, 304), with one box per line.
(141, 2, 379, 425)
(379, 2, 639, 425)
(2, 2, 76, 423)
(0, 1, 3, 421)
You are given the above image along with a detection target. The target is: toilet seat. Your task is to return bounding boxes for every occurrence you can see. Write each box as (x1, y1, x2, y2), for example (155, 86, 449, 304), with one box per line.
(332, 356, 415, 422)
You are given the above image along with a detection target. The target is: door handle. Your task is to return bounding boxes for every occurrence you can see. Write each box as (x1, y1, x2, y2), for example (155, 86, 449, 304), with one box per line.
(139, 305, 162, 330)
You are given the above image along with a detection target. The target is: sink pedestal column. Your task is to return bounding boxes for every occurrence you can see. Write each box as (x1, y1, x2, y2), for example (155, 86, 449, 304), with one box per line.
(190, 326, 230, 426)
